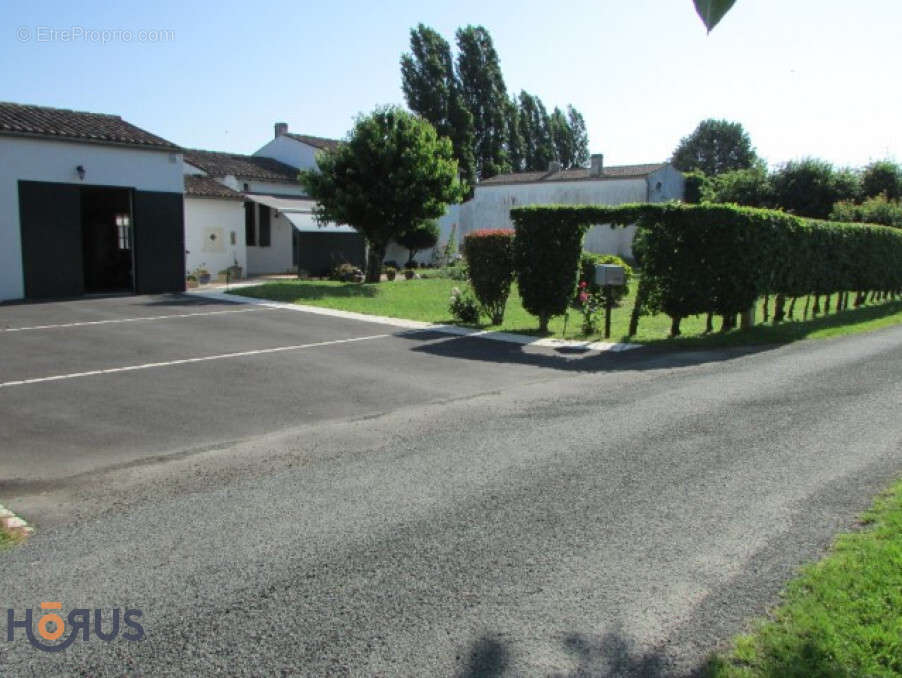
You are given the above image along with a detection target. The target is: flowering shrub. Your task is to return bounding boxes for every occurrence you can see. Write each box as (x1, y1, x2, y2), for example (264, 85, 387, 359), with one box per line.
(575, 281, 604, 335)
(462, 229, 515, 325)
(449, 286, 480, 324)
(577, 252, 633, 307)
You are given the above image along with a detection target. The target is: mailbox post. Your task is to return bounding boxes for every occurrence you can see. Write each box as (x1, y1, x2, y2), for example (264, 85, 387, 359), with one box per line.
(594, 264, 625, 339)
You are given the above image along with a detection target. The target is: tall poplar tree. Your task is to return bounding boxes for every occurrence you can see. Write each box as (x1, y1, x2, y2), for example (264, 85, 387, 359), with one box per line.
(455, 25, 511, 179)
(567, 105, 590, 168)
(401, 24, 476, 189)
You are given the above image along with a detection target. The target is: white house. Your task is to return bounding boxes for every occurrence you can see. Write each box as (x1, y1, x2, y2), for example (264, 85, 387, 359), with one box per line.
(182, 124, 364, 277)
(0, 101, 186, 302)
(438, 155, 685, 260)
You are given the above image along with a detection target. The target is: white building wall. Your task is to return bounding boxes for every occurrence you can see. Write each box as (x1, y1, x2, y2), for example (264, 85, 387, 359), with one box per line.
(253, 135, 320, 171)
(247, 209, 294, 274)
(184, 197, 246, 277)
(0, 136, 183, 301)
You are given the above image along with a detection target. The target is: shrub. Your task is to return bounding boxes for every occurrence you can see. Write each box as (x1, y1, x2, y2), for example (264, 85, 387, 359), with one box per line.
(861, 160, 902, 201)
(403, 268, 416, 280)
(384, 267, 398, 281)
(331, 262, 364, 282)
(449, 287, 480, 324)
(771, 158, 860, 219)
(395, 220, 439, 267)
(383, 260, 399, 270)
(830, 194, 902, 228)
(461, 229, 515, 325)
(682, 170, 709, 204)
(577, 252, 633, 307)
(511, 211, 589, 332)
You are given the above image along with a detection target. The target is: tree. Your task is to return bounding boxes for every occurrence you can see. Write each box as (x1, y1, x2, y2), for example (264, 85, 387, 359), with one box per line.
(567, 105, 590, 168)
(706, 162, 774, 207)
(861, 160, 902, 200)
(518, 91, 555, 171)
(456, 26, 511, 179)
(401, 25, 476, 190)
(505, 96, 525, 172)
(671, 119, 758, 176)
(549, 107, 574, 169)
(395, 220, 440, 266)
(770, 158, 860, 219)
(299, 107, 462, 283)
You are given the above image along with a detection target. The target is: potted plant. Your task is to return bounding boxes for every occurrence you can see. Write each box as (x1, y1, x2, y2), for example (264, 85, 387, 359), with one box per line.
(403, 268, 416, 280)
(384, 266, 398, 281)
(186, 274, 199, 289)
(194, 266, 211, 285)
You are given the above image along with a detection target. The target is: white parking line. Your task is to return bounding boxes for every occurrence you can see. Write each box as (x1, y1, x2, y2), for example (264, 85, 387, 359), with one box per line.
(1, 307, 274, 333)
(0, 334, 390, 389)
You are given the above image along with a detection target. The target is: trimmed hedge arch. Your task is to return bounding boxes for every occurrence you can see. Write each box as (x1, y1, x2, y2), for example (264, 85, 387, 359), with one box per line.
(510, 203, 902, 336)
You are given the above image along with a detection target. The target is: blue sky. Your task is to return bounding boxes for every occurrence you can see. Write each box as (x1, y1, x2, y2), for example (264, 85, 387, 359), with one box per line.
(3, 0, 899, 169)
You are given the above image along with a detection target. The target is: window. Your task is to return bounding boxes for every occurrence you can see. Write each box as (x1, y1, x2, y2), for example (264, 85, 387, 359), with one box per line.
(258, 205, 271, 247)
(115, 214, 131, 250)
(244, 202, 256, 246)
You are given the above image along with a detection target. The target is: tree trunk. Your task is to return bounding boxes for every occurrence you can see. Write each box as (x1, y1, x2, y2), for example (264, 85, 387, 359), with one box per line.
(627, 277, 648, 337)
(762, 294, 770, 323)
(773, 294, 786, 323)
(824, 294, 832, 314)
(787, 296, 797, 320)
(813, 295, 821, 315)
(365, 242, 386, 283)
(539, 314, 550, 334)
(670, 315, 682, 337)
(803, 295, 811, 320)
(721, 314, 737, 332)
(740, 306, 755, 329)
(705, 312, 714, 334)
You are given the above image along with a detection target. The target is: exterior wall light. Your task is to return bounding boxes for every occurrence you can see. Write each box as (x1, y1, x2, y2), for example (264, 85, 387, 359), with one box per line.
(76, 165, 86, 180)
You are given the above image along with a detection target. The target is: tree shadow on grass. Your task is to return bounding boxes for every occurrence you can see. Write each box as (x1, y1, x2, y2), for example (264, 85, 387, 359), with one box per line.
(227, 282, 379, 302)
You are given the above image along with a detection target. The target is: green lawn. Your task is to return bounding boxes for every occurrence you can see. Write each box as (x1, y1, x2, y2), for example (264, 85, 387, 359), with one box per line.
(706, 479, 902, 677)
(230, 278, 902, 347)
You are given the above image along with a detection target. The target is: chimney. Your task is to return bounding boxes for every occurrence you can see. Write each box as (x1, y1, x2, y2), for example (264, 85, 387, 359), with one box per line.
(547, 160, 562, 173)
(590, 153, 604, 177)
(274, 122, 288, 138)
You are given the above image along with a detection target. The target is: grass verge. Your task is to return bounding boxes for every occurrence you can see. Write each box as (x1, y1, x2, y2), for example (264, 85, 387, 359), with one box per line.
(706, 479, 902, 677)
(230, 278, 902, 347)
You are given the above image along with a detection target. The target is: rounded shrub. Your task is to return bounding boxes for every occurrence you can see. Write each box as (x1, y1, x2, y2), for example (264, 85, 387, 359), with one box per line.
(461, 229, 515, 325)
(577, 252, 633, 306)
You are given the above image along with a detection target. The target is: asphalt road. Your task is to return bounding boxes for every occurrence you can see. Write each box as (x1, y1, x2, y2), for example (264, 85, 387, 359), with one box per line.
(1, 294, 901, 676)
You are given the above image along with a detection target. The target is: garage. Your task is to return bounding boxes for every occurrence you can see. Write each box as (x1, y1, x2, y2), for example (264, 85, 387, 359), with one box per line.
(0, 102, 186, 302)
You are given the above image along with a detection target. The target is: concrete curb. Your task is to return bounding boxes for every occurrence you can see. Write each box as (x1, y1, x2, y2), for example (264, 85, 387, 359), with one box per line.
(0, 504, 34, 539)
(186, 289, 641, 354)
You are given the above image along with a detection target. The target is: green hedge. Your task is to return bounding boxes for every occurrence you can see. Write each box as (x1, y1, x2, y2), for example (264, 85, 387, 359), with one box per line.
(462, 229, 515, 325)
(511, 211, 589, 331)
(510, 203, 902, 336)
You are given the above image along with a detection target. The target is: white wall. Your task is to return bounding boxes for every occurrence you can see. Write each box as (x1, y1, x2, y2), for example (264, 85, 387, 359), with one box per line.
(247, 208, 294, 274)
(184, 197, 246, 277)
(0, 136, 184, 301)
(253, 135, 320, 171)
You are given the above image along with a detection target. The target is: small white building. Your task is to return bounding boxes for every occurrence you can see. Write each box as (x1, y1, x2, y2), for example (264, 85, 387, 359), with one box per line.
(439, 155, 685, 260)
(0, 101, 186, 302)
(182, 124, 364, 278)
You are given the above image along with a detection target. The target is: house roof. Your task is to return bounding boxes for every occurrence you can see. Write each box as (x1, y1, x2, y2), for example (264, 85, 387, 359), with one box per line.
(183, 149, 300, 183)
(184, 175, 245, 200)
(284, 133, 340, 151)
(479, 163, 669, 186)
(0, 101, 179, 151)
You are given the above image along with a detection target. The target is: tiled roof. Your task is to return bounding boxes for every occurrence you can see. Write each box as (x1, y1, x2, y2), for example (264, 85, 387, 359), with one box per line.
(284, 133, 340, 151)
(184, 175, 245, 200)
(0, 101, 179, 151)
(479, 163, 669, 186)
(183, 149, 300, 183)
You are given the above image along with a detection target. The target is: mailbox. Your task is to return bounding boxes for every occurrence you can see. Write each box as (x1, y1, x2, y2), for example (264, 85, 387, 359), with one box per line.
(594, 264, 625, 287)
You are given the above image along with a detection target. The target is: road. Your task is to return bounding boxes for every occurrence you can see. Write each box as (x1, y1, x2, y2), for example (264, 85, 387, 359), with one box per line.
(1, 296, 901, 676)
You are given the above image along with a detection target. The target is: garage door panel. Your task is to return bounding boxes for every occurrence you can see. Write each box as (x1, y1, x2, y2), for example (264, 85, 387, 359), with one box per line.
(133, 190, 185, 294)
(18, 180, 84, 299)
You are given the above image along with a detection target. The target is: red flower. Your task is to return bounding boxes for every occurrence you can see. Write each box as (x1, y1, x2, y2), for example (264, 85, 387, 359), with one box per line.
(579, 281, 587, 289)
(579, 291, 589, 303)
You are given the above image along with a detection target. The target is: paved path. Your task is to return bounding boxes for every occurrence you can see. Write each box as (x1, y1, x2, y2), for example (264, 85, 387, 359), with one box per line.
(1, 295, 900, 676)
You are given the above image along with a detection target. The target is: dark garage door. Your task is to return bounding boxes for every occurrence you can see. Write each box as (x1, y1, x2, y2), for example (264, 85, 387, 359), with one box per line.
(18, 181, 84, 299)
(132, 190, 185, 295)
(296, 231, 366, 277)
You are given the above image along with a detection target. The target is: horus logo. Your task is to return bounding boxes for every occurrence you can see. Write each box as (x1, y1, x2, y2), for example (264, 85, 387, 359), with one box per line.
(6, 602, 145, 652)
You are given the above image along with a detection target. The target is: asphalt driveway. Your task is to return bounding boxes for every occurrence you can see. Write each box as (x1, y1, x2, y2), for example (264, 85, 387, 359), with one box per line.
(1, 293, 901, 676)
